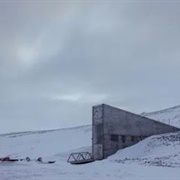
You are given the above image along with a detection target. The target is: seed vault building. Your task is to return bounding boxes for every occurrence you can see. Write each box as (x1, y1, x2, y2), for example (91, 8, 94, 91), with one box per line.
(92, 104, 179, 160)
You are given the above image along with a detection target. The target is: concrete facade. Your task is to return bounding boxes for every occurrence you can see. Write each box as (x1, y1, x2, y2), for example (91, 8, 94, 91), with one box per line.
(92, 104, 179, 160)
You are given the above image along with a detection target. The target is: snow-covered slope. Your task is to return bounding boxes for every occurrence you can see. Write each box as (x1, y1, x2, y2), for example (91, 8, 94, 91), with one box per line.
(0, 125, 180, 179)
(109, 131, 180, 168)
(142, 105, 180, 128)
(0, 125, 92, 160)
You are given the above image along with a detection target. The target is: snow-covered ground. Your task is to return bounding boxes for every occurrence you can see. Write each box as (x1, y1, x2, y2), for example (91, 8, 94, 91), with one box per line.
(0, 125, 180, 179)
(1, 105, 180, 179)
(109, 132, 180, 168)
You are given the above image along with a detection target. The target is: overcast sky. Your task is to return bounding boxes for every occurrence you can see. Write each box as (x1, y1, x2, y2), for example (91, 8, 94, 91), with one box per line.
(0, 0, 180, 133)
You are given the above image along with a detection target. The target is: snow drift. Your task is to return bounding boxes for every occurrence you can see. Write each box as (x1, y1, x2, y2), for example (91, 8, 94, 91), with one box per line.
(109, 131, 180, 167)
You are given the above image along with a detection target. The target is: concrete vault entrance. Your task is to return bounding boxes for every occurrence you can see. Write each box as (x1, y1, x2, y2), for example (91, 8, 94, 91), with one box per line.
(92, 104, 179, 160)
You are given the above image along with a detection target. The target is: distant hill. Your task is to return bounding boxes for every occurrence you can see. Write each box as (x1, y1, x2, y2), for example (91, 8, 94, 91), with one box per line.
(141, 105, 180, 128)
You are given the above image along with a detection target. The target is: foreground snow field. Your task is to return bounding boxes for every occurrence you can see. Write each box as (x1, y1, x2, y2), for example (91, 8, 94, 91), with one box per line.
(0, 124, 180, 180)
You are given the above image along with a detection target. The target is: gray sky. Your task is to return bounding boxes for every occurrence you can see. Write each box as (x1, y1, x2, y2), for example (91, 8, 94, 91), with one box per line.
(1, 0, 180, 133)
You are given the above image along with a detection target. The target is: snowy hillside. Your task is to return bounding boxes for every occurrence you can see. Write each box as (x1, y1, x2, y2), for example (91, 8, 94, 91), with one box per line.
(142, 105, 180, 128)
(0, 124, 180, 179)
(109, 131, 180, 168)
(0, 125, 92, 160)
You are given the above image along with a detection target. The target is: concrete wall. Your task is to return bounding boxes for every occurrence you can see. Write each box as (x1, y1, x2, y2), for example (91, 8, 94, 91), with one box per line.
(92, 104, 179, 160)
